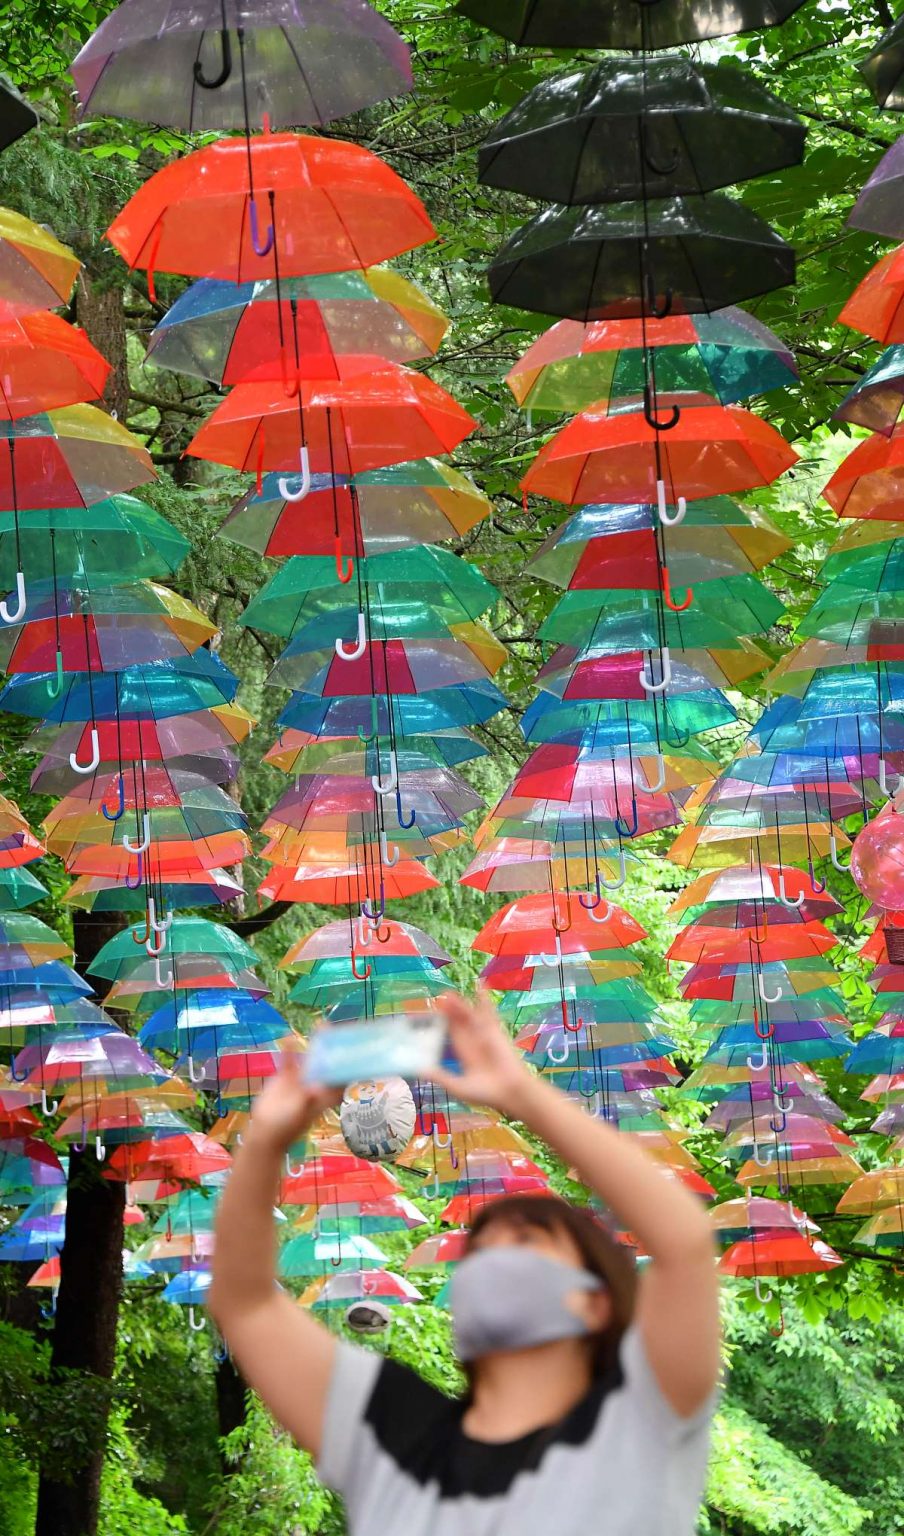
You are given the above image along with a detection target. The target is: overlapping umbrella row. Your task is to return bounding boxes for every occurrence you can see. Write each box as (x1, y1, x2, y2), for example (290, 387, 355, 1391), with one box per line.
(65, 0, 546, 1316)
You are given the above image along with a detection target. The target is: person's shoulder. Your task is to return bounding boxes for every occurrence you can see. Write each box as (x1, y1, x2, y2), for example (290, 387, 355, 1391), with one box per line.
(365, 1356, 464, 1468)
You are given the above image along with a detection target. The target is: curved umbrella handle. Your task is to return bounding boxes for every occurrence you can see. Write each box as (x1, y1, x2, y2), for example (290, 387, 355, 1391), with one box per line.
(285, 1152, 306, 1177)
(643, 383, 680, 432)
(357, 696, 379, 745)
(41, 1087, 59, 1117)
(396, 788, 416, 829)
(746, 1042, 768, 1072)
(638, 752, 666, 795)
(538, 935, 564, 968)
(102, 772, 126, 822)
(145, 925, 166, 958)
(752, 1140, 775, 1169)
(662, 565, 693, 612)
(371, 748, 398, 796)
(432, 1124, 454, 1151)
(95, 1136, 106, 1162)
(0, 570, 26, 625)
(587, 898, 613, 925)
(599, 844, 627, 892)
(335, 537, 354, 584)
(638, 645, 671, 694)
(335, 611, 366, 663)
(807, 855, 827, 896)
(879, 757, 901, 801)
(70, 727, 101, 775)
(644, 270, 673, 320)
(148, 896, 173, 935)
(357, 914, 375, 948)
(753, 1275, 773, 1305)
(758, 971, 783, 1005)
(769, 1109, 787, 1135)
(562, 1006, 584, 1034)
(186, 1055, 207, 1085)
(361, 884, 385, 923)
(614, 798, 638, 839)
(194, 26, 232, 88)
(46, 648, 64, 700)
(125, 850, 144, 890)
(380, 831, 400, 868)
(775, 1089, 795, 1116)
(656, 477, 686, 529)
(829, 832, 849, 872)
(578, 880, 602, 910)
(350, 953, 372, 981)
(132, 909, 150, 946)
(154, 956, 173, 988)
(249, 197, 274, 258)
(546, 1036, 570, 1065)
(776, 870, 805, 909)
(188, 1306, 207, 1333)
(278, 446, 311, 504)
(123, 813, 151, 856)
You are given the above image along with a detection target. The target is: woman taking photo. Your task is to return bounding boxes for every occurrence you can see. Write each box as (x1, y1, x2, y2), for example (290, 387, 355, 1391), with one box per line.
(210, 990, 721, 1536)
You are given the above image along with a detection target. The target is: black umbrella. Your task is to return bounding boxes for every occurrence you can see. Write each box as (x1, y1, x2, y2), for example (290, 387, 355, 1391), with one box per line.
(478, 57, 805, 204)
(457, 0, 808, 49)
(0, 79, 37, 154)
(488, 196, 795, 321)
(860, 13, 904, 110)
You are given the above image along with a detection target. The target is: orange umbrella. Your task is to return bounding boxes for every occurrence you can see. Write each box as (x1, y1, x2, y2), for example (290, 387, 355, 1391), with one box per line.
(0, 308, 109, 417)
(521, 403, 797, 507)
(185, 360, 476, 481)
(838, 244, 904, 344)
(823, 425, 904, 520)
(258, 859, 439, 905)
(106, 134, 435, 291)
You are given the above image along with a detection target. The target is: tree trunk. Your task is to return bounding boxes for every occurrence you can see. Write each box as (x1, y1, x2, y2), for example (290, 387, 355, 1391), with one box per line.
(34, 271, 130, 1536)
(215, 1354, 250, 1470)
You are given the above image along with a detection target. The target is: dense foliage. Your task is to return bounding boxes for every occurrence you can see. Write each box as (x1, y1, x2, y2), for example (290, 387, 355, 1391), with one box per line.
(0, 1, 902, 1532)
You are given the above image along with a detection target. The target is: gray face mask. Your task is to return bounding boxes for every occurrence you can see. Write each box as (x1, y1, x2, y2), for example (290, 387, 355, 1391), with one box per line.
(449, 1246, 605, 1362)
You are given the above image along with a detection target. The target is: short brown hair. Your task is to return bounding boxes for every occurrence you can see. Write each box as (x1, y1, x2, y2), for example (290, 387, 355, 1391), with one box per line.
(465, 1193, 638, 1377)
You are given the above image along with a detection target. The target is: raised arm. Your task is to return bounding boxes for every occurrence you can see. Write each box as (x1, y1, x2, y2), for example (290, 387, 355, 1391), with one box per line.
(431, 991, 721, 1418)
(208, 1053, 340, 1456)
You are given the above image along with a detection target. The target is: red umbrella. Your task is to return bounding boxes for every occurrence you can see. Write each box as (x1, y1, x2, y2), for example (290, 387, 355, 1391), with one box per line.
(839, 244, 904, 344)
(106, 134, 435, 291)
(472, 893, 646, 955)
(0, 308, 110, 418)
(185, 360, 476, 481)
(823, 425, 904, 520)
(520, 403, 797, 506)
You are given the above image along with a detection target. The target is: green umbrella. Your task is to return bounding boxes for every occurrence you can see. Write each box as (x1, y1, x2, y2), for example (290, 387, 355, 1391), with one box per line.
(0, 496, 189, 585)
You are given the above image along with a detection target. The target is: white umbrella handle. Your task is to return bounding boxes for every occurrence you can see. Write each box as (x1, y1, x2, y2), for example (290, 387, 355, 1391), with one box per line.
(278, 445, 311, 503)
(335, 610, 366, 662)
(638, 646, 671, 694)
(0, 570, 26, 625)
(656, 477, 686, 528)
(70, 726, 101, 775)
(123, 813, 151, 855)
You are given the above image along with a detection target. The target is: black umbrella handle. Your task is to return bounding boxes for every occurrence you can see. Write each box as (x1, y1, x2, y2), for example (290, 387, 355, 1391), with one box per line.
(194, 27, 232, 89)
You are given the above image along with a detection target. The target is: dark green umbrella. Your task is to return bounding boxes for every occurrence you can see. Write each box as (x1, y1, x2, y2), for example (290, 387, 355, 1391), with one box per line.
(457, 0, 807, 49)
(0, 79, 37, 154)
(860, 12, 904, 109)
(489, 196, 795, 321)
(479, 58, 805, 204)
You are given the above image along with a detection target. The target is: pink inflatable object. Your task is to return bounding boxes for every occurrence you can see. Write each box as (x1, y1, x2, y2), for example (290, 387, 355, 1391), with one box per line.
(851, 809, 904, 908)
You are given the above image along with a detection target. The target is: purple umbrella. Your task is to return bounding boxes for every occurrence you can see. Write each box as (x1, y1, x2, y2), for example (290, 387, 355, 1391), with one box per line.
(848, 134, 904, 239)
(71, 0, 412, 130)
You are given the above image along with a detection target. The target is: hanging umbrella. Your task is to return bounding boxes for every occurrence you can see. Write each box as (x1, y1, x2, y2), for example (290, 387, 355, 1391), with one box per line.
(222, 459, 491, 558)
(521, 402, 797, 505)
(0, 79, 38, 152)
(106, 134, 435, 288)
(72, 0, 412, 129)
(860, 12, 904, 108)
(147, 271, 447, 386)
(0, 407, 154, 511)
(185, 361, 476, 479)
(507, 313, 798, 414)
(849, 136, 904, 239)
(838, 245, 904, 345)
(0, 583, 215, 675)
(823, 425, 904, 520)
(456, 0, 807, 48)
(834, 346, 904, 435)
(489, 197, 795, 321)
(0, 208, 80, 312)
(0, 497, 190, 587)
(479, 58, 804, 204)
(0, 308, 110, 418)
